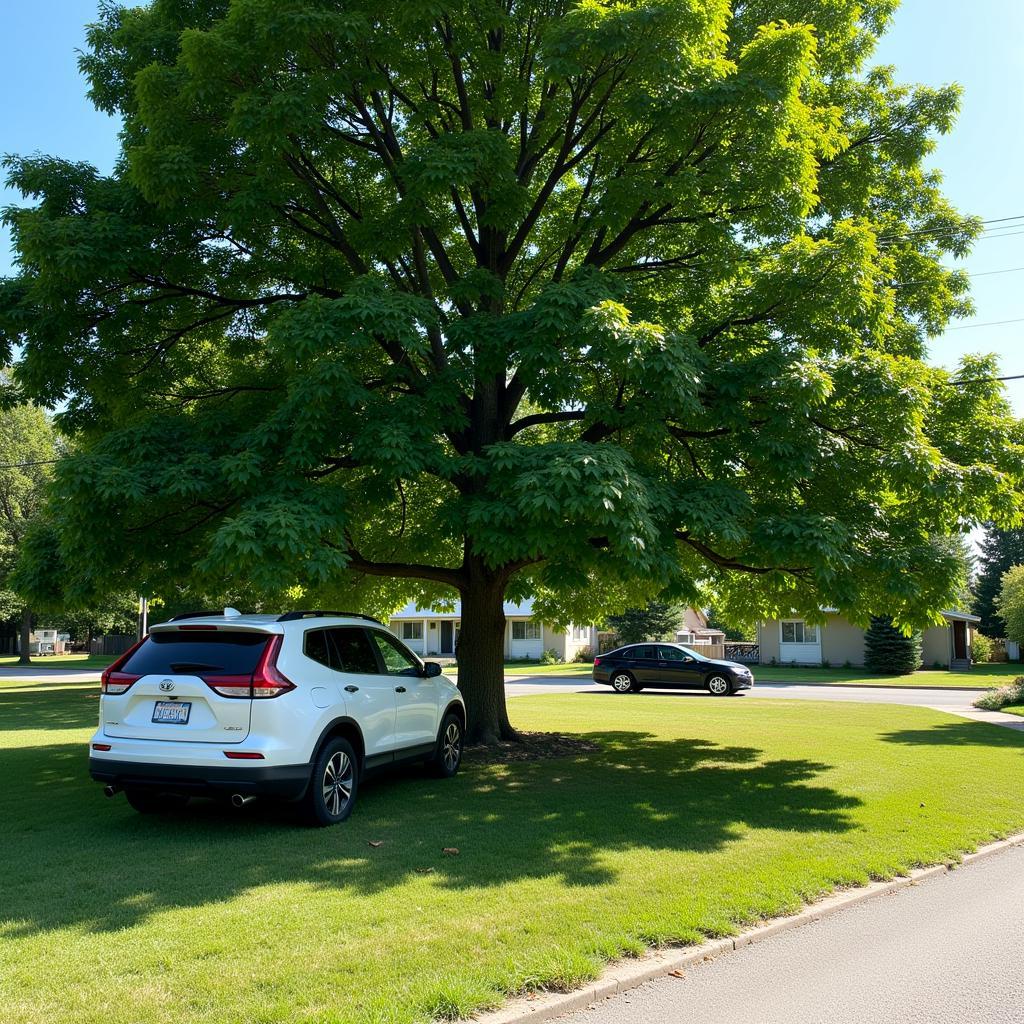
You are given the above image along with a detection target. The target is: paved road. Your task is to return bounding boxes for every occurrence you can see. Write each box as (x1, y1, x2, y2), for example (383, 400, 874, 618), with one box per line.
(561, 843, 1024, 1024)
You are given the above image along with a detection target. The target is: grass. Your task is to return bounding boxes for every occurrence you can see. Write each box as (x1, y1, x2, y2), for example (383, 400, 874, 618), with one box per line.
(0, 653, 116, 671)
(1001, 704, 1024, 718)
(3, 680, 1024, 1024)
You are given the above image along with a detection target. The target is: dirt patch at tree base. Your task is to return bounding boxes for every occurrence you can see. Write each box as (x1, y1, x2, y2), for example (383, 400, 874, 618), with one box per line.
(463, 731, 599, 764)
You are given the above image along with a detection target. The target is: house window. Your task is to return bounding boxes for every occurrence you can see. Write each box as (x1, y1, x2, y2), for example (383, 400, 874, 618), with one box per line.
(401, 622, 423, 641)
(781, 621, 818, 644)
(512, 620, 542, 641)
(570, 624, 589, 641)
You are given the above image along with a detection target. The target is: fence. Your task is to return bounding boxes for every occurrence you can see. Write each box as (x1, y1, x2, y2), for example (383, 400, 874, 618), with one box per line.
(90, 634, 137, 657)
(724, 642, 760, 664)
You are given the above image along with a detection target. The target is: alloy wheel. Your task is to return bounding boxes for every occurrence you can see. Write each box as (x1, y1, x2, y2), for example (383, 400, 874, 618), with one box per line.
(612, 674, 633, 693)
(443, 721, 462, 772)
(322, 750, 354, 817)
(707, 675, 730, 696)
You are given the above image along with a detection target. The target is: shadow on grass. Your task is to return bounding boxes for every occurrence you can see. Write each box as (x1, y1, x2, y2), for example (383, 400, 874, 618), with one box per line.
(0, 684, 100, 730)
(3, 717, 861, 938)
(881, 720, 1024, 746)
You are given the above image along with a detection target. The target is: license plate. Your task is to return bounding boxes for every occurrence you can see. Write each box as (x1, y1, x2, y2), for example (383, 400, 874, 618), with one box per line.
(152, 701, 191, 724)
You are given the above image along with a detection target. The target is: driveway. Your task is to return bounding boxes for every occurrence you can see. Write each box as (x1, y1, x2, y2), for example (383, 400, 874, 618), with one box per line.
(560, 842, 1024, 1024)
(504, 676, 1024, 729)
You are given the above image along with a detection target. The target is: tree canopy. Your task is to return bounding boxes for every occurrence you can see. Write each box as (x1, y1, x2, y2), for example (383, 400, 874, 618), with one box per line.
(996, 565, 1024, 649)
(2, 0, 1022, 738)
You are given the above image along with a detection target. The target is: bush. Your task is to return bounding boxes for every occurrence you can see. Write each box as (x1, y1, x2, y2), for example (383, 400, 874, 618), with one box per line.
(974, 677, 1024, 711)
(540, 648, 563, 665)
(864, 616, 922, 674)
(572, 646, 595, 663)
(970, 633, 994, 663)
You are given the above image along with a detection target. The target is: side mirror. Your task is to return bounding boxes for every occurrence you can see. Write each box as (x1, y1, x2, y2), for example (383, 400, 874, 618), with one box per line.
(422, 661, 443, 678)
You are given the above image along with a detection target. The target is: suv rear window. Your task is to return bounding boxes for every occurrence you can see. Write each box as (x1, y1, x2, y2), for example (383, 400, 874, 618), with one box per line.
(122, 631, 271, 677)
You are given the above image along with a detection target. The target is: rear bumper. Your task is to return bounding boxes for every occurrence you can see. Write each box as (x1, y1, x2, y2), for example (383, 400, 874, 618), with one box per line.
(89, 757, 311, 800)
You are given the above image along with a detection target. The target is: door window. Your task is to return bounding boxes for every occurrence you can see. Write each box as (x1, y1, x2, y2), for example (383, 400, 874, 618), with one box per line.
(328, 627, 380, 674)
(658, 646, 686, 662)
(368, 631, 422, 676)
(637, 646, 658, 660)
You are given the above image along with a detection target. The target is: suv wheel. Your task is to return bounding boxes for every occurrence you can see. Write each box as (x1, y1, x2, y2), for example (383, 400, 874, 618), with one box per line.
(707, 675, 733, 696)
(301, 737, 359, 826)
(429, 712, 464, 778)
(611, 671, 639, 694)
(124, 788, 189, 815)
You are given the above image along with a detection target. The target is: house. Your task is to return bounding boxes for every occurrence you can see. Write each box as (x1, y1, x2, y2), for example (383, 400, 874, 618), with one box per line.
(757, 610, 981, 670)
(676, 608, 726, 650)
(388, 599, 598, 661)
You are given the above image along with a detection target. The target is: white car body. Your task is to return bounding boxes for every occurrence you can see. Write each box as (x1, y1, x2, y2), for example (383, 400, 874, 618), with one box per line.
(89, 611, 465, 812)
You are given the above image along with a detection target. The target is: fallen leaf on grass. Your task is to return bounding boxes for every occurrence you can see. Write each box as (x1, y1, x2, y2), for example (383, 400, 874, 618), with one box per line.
(367, 840, 384, 848)
(442, 847, 460, 856)
(415, 867, 435, 874)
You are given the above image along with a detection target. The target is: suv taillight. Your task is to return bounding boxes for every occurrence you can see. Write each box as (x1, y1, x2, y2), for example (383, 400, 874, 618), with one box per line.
(100, 638, 147, 694)
(203, 634, 295, 699)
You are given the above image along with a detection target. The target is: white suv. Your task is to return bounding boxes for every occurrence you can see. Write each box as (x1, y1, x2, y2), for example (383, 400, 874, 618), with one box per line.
(88, 610, 466, 826)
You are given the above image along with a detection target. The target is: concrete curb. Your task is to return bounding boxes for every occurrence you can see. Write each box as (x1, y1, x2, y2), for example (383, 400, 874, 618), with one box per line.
(471, 831, 1024, 1024)
(755, 681, 991, 692)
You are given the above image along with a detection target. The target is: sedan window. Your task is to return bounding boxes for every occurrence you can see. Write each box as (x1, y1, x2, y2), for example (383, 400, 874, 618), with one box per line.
(658, 646, 686, 662)
(636, 646, 658, 660)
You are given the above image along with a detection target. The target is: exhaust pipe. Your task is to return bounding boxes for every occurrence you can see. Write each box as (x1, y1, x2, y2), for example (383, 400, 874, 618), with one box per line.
(103, 784, 121, 798)
(231, 794, 256, 808)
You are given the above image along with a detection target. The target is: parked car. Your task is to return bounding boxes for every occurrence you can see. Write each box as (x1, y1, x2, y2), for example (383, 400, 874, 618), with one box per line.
(593, 643, 754, 695)
(89, 610, 466, 826)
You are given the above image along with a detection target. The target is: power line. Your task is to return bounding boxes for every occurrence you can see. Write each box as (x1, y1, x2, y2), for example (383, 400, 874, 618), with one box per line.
(893, 264, 1024, 288)
(946, 316, 1024, 331)
(0, 457, 67, 469)
(945, 374, 1024, 387)
(877, 214, 1024, 243)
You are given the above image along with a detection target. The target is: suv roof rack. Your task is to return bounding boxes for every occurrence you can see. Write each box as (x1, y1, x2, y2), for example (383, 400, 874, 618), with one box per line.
(277, 610, 383, 624)
(167, 611, 224, 622)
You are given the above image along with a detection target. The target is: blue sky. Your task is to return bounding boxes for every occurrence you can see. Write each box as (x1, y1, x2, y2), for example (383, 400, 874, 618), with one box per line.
(1, 0, 1022, 413)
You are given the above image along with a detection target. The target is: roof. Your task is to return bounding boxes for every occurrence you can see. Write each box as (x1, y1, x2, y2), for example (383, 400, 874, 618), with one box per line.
(940, 610, 982, 624)
(390, 598, 537, 620)
(149, 610, 386, 633)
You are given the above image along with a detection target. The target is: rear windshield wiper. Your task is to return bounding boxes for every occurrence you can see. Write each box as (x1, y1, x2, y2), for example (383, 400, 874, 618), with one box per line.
(168, 662, 226, 673)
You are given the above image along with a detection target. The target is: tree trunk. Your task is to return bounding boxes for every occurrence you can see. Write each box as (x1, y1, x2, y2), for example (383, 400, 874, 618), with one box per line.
(17, 607, 32, 666)
(457, 566, 517, 744)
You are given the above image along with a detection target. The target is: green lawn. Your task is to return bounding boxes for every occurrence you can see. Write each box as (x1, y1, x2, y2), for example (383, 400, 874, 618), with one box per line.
(3, 681, 1024, 1024)
(1001, 704, 1024, 718)
(0, 653, 116, 671)
(753, 663, 1021, 688)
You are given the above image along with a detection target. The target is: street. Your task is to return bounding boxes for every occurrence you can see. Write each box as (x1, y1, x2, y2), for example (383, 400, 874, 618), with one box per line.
(560, 843, 1024, 1024)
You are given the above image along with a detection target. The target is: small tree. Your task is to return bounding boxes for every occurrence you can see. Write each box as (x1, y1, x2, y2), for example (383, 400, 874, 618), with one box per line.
(995, 565, 1024, 647)
(864, 615, 922, 675)
(606, 602, 679, 646)
(975, 528, 1024, 636)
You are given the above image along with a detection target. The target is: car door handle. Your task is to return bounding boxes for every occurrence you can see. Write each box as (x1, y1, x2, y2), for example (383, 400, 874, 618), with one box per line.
(395, 686, 406, 693)
(344, 685, 359, 693)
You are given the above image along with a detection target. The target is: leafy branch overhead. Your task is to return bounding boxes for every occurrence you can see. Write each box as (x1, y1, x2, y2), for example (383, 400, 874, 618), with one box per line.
(1, 0, 1021, 633)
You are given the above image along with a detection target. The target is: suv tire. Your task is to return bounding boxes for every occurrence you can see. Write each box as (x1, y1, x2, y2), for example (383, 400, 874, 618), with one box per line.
(429, 712, 464, 778)
(300, 736, 359, 826)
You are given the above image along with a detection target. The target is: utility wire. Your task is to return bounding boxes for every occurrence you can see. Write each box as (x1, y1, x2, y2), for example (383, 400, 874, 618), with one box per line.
(877, 215, 1024, 243)
(946, 316, 1024, 331)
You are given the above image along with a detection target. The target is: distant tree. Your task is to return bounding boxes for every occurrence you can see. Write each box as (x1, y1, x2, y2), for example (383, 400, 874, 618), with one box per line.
(50, 592, 140, 647)
(606, 602, 679, 646)
(973, 526, 1024, 636)
(863, 615, 922, 675)
(0, 402, 58, 664)
(995, 565, 1024, 647)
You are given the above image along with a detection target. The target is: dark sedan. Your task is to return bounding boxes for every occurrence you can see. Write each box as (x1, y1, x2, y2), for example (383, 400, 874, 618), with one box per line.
(593, 643, 754, 695)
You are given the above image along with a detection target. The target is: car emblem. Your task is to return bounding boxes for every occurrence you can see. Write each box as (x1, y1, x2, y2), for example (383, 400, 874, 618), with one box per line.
(159, 680, 175, 692)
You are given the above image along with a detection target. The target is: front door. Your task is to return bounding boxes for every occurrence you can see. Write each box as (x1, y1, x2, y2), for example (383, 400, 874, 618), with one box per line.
(328, 627, 398, 759)
(366, 629, 439, 749)
(440, 621, 454, 655)
(953, 621, 968, 661)
(656, 645, 704, 688)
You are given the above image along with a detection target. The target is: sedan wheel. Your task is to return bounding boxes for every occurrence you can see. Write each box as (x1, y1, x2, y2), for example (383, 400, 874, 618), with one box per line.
(611, 672, 637, 694)
(707, 675, 732, 696)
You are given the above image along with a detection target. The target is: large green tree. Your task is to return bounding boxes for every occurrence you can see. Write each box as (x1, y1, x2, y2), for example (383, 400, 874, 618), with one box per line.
(996, 565, 1024, 648)
(3, 1, 1023, 740)
(973, 525, 1024, 637)
(606, 601, 680, 646)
